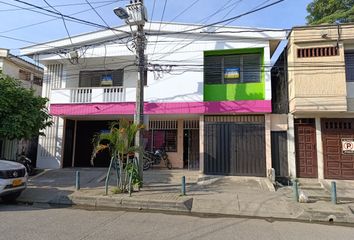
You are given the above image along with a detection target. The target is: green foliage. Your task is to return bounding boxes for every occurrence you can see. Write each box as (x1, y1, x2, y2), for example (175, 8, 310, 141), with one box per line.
(306, 0, 354, 25)
(92, 119, 144, 194)
(0, 72, 52, 140)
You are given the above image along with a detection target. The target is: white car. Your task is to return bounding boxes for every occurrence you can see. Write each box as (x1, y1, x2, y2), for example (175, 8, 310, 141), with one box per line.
(0, 160, 27, 202)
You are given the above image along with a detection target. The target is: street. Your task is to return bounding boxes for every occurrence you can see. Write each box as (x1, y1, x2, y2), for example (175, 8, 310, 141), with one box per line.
(0, 204, 354, 240)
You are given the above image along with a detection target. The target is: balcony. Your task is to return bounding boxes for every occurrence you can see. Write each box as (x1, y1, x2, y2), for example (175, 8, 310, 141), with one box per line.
(50, 87, 136, 104)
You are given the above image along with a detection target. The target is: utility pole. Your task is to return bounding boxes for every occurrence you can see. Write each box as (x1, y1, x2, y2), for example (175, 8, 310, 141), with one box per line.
(114, 0, 147, 181)
(135, 23, 145, 181)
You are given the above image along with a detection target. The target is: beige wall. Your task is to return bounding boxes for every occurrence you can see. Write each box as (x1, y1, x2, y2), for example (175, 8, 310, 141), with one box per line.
(270, 114, 288, 131)
(287, 24, 354, 114)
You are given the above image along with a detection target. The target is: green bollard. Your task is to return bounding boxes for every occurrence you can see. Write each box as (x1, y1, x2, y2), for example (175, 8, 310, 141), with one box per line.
(292, 179, 299, 202)
(331, 181, 337, 204)
(181, 176, 186, 196)
(76, 171, 80, 191)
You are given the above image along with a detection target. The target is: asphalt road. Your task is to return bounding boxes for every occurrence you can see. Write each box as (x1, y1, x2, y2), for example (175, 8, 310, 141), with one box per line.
(1, 204, 354, 240)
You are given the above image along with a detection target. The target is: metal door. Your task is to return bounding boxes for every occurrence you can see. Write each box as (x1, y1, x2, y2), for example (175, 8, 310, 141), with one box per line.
(204, 120, 265, 176)
(271, 131, 288, 177)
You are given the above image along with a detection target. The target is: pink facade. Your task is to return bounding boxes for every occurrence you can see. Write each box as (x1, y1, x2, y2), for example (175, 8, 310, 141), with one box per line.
(50, 100, 272, 116)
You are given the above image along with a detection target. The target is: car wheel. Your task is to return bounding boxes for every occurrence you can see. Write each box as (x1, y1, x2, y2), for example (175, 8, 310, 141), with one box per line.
(1, 192, 21, 203)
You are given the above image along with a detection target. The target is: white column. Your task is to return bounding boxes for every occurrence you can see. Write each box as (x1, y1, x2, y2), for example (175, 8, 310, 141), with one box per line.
(315, 117, 324, 179)
(265, 114, 272, 175)
(199, 115, 204, 174)
(287, 114, 296, 178)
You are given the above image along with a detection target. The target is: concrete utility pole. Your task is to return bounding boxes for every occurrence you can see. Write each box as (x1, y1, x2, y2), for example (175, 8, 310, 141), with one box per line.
(114, 0, 147, 181)
(135, 23, 145, 181)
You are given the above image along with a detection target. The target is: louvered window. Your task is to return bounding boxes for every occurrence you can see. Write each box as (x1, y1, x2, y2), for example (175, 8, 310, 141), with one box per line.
(204, 53, 261, 84)
(79, 69, 124, 87)
(345, 51, 354, 82)
(297, 47, 338, 58)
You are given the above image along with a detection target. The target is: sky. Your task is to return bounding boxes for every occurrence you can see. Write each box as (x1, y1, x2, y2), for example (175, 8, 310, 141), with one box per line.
(0, 0, 313, 55)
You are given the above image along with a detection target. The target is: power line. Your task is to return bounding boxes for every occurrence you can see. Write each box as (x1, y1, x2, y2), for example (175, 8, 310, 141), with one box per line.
(147, 0, 285, 36)
(10, 0, 131, 35)
(42, 0, 74, 44)
(151, 0, 168, 57)
(0, 1, 121, 12)
(0, 1, 116, 34)
(169, 0, 201, 22)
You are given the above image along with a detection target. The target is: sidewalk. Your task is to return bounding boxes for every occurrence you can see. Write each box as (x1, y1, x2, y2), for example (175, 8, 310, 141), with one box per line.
(16, 168, 354, 224)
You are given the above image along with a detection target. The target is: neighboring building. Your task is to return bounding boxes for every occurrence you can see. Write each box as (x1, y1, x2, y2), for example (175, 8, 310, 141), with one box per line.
(0, 48, 43, 162)
(273, 23, 354, 180)
(21, 22, 285, 177)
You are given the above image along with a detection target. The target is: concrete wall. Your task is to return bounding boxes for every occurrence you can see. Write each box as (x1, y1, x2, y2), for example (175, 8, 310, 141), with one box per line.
(42, 36, 272, 104)
(287, 24, 354, 114)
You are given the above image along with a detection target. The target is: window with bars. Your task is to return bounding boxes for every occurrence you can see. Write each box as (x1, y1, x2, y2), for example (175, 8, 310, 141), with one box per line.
(297, 47, 338, 58)
(345, 51, 354, 82)
(204, 53, 261, 84)
(79, 69, 124, 87)
(143, 130, 177, 152)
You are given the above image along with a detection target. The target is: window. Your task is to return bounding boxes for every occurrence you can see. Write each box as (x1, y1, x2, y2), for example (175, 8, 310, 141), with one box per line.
(79, 69, 124, 87)
(204, 53, 261, 84)
(19, 69, 31, 81)
(297, 47, 338, 58)
(143, 130, 177, 152)
(345, 51, 354, 82)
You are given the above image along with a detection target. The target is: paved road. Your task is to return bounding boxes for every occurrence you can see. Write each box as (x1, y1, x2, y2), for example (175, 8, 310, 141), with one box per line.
(0, 204, 354, 240)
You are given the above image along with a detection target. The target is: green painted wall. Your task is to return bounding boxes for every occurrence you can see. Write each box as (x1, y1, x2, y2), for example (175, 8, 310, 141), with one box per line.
(204, 48, 265, 101)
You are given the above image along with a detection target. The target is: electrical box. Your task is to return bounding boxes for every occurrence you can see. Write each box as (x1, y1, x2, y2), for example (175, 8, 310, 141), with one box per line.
(126, 1, 148, 26)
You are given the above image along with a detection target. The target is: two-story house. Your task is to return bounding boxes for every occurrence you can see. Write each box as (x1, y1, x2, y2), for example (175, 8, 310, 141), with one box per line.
(21, 22, 285, 177)
(273, 23, 354, 180)
(0, 48, 43, 163)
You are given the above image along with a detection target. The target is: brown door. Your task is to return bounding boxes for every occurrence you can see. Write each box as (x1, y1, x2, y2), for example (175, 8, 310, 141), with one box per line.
(295, 119, 318, 178)
(322, 119, 354, 180)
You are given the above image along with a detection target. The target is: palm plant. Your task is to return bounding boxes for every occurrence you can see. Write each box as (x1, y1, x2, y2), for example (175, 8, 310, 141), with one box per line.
(91, 119, 143, 195)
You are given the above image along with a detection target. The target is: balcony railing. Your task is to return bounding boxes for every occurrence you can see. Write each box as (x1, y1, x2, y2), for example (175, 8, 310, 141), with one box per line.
(51, 87, 135, 104)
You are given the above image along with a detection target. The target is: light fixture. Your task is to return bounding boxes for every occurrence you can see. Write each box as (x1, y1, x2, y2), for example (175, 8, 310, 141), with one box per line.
(113, 7, 130, 20)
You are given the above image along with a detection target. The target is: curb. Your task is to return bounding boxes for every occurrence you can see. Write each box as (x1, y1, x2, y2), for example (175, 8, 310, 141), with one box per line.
(42, 194, 194, 213)
(16, 195, 354, 225)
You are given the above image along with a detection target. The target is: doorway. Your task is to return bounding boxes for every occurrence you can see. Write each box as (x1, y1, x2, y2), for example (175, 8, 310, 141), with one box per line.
(294, 118, 318, 178)
(183, 129, 200, 170)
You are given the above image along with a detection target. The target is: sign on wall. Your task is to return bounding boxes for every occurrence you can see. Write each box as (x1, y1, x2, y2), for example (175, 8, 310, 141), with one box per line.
(224, 68, 240, 79)
(342, 138, 354, 154)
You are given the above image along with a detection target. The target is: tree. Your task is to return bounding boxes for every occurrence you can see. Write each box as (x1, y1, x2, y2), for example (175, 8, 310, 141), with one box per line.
(306, 0, 354, 25)
(92, 119, 143, 195)
(0, 72, 52, 140)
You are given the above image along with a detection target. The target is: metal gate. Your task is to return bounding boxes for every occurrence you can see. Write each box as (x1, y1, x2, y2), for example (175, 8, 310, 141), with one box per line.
(204, 116, 265, 176)
(322, 118, 354, 180)
(271, 131, 288, 177)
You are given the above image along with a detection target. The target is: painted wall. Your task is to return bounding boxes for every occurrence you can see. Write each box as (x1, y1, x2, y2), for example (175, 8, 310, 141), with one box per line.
(203, 48, 267, 101)
(42, 36, 271, 104)
(287, 26, 354, 113)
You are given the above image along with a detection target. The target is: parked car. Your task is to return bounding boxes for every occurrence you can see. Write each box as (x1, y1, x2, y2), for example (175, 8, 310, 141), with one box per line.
(0, 159, 27, 202)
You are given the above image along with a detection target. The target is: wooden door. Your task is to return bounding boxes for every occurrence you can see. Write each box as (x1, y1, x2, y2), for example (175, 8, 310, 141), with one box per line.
(295, 119, 318, 178)
(322, 119, 354, 180)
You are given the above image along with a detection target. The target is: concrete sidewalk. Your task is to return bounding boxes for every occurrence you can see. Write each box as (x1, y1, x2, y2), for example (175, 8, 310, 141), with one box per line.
(15, 168, 354, 224)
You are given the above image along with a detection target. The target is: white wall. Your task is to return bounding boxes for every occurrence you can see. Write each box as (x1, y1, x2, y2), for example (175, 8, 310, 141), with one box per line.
(44, 35, 271, 103)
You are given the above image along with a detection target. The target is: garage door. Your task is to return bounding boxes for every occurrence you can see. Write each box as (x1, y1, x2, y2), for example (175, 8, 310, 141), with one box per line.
(204, 116, 266, 177)
(322, 119, 354, 180)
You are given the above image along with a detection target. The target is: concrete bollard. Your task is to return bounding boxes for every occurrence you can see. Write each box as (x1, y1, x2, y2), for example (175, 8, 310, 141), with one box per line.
(331, 181, 337, 204)
(181, 176, 186, 196)
(76, 171, 80, 191)
(292, 179, 299, 202)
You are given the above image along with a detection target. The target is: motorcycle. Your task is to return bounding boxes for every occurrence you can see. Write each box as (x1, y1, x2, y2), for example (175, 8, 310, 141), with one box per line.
(17, 153, 34, 176)
(143, 149, 172, 170)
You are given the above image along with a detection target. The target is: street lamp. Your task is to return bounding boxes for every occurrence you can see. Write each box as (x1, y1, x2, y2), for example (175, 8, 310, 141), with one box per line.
(114, 1, 147, 181)
(113, 7, 130, 21)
